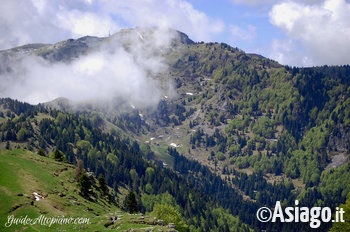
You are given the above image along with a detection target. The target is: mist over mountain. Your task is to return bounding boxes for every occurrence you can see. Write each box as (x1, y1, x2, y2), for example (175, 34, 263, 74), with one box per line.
(0, 28, 192, 108)
(0, 28, 350, 231)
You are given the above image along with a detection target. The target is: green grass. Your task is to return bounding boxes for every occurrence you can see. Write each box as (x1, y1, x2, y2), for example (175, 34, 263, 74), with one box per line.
(34, 113, 54, 122)
(151, 143, 174, 167)
(0, 149, 173, 231)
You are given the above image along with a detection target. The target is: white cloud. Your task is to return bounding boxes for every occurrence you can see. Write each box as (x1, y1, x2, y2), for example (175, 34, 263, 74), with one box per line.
(0, 0, 98, 49)
(0, 0, 224, 50)
(0, 28, 172, 106)
(267, 39, 312, 66)
(0, 0, 223, 106)
(269, 0, 350, 65)
(229, 24, 256, 41)
(56, 10, 119, 37)
(98, 0, 224, 42)
(232, 0, 277, 6)
(232, 0, 323, 7)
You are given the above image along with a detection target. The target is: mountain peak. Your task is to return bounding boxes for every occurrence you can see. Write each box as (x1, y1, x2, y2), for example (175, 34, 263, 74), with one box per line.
(113, 27, 194, 46)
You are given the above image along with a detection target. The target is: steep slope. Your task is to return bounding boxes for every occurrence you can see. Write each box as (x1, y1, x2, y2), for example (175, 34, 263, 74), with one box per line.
(0, 28, 350, 231)
(0, 27, 193, 64)
(0, 149, 180, 232)
(0, 99, 253, 231)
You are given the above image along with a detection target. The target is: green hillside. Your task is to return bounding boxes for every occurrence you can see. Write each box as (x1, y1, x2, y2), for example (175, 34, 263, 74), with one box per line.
(0, 28, 349, 231)
(0, 101, 251, 231)
(0, 149, 180, 232)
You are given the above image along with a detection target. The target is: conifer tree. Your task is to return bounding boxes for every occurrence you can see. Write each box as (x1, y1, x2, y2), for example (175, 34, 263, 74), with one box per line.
(98, 174, 108, 195)
(53, 148, 64, 162)
(124, 191, 138, 213)
(79, 173, 92, 198)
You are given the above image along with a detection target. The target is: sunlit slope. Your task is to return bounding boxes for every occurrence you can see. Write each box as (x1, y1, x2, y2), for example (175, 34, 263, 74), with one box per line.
(0, 149, 174, 232)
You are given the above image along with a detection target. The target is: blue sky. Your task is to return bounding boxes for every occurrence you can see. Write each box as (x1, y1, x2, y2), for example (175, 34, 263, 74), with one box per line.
(1, 0, 350, 66)
(187, 0, 284, 52)
(185, 0, 350, 66)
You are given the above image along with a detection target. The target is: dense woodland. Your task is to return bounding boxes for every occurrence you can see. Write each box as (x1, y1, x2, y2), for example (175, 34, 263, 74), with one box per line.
(0, 92, 348, 231)
(0, 34, 350, 231)
(0, 98, 253, 231)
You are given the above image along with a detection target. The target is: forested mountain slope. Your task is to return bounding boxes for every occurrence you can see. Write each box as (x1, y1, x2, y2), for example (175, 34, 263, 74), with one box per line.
(0, 28, 349, 231)
(0, 149, 184, 232)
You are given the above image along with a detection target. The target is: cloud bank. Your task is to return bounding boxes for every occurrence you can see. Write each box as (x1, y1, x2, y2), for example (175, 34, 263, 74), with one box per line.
(269, 0, 350, 66)
(0, 0, 224, 50)
(230, 0, 350, 66)
(0, 0, 225, 106)
(232, 0, 323, 7)
(0, 28, 175, 106)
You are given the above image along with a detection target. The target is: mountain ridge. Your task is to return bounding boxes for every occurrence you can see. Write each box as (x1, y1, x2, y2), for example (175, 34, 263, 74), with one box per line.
(0, 28, 350, 231)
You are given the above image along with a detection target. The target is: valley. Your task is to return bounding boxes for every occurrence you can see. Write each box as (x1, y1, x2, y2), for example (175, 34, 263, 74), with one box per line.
(0, 28, 349, 231)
